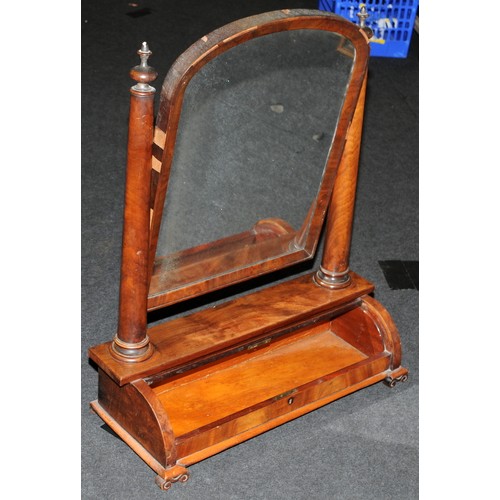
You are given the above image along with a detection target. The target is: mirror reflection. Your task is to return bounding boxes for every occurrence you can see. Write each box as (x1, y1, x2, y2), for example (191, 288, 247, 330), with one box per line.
(151, 29, 355, 298)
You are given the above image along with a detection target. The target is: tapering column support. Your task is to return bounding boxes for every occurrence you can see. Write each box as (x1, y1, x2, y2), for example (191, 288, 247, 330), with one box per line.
(315, 74, 367, 290)
(111, 42, 158, 362)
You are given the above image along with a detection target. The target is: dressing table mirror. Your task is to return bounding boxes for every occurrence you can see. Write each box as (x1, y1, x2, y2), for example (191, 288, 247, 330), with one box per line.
(89, 9, 408, 491)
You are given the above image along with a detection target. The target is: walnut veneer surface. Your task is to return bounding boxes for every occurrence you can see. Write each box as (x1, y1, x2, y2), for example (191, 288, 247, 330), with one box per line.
(83, 4, 418, 497)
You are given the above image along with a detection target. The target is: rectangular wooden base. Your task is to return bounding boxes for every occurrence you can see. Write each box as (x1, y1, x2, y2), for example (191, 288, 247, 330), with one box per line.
(91, 353, 388, 470)
(89, 272, 374, 385)
(151, 319, 390, 461)
(90, 272, 406, 490)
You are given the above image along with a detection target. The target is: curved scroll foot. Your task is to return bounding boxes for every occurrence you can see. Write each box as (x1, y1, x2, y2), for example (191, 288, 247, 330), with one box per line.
(155, 476, 173, 491)
(383, 367, 409, 388)
(155, 465, 190, 491)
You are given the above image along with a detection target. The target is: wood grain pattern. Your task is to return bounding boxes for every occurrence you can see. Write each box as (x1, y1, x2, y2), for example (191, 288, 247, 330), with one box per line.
(147, 10, 370, 309)
(316, 74, 368, 288)
(96, 369, 175, 467)
(116, 91, 155, 346)
(89, 271, 374, 385)
(93, 298, 396, 472)
(176, 354, 390, 459)
(329, 301, 385, 356)
(153, 325, 367, 437)
(148, 222, 302, 310)
(361, 294, 404, 370)
(179, 369, 388, 467)
(87, 10, 409, 492)
(90, 400, 169, 474)
(90, 399, 190, 488)
(113, 46, 158, 357)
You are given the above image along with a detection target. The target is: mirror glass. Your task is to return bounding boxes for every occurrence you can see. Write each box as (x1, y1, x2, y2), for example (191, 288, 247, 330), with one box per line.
(150, 29, 355, 302)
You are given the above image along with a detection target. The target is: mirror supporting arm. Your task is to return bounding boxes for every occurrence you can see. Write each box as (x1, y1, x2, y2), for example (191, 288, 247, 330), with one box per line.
(315, 73, 367, 289)
(112, 43, 157, 362)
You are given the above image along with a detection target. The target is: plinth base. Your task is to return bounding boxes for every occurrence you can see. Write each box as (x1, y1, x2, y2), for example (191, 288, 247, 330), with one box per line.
(89, 272, 407, 491)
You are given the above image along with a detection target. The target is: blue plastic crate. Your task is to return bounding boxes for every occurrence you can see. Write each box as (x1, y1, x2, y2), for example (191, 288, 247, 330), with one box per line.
(318, 0, 418, 58)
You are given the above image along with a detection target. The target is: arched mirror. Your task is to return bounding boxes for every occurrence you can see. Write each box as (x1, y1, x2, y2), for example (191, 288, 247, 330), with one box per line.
(148, 13, 368, 309)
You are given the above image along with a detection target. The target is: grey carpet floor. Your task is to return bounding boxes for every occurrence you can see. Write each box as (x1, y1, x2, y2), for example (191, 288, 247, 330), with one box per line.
(82, 1, 418, 498)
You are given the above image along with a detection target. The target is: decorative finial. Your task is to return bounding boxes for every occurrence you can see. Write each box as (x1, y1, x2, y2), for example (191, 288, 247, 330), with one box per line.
(130, 41, 158, 93)
(357, 5, 373, 39)
(138, 42, 152, 66)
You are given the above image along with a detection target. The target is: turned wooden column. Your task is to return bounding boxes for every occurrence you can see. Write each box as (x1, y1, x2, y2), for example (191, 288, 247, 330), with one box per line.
(315, 74, 367, 289)
(111, 42, 157, 362)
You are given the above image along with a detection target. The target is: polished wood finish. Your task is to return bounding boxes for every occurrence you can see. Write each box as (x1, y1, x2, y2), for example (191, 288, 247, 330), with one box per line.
(148, 222, 305, 310)
(89, 400, 190, 491)
(147, 9, 370, 310)
(152, 327, 372, 438)
(89, 271, 374, 386)
(88, 10, 408, 492)
(113, 44, 157, 361)
(95, 369, 176, 467)
(91, 294, 407, 487)
(315, 74, 367, 289)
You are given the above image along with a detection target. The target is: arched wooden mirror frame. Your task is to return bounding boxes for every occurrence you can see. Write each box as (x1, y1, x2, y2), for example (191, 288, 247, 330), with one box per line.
(147, 10, 370, 310)
(89, 9, 408, 492)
